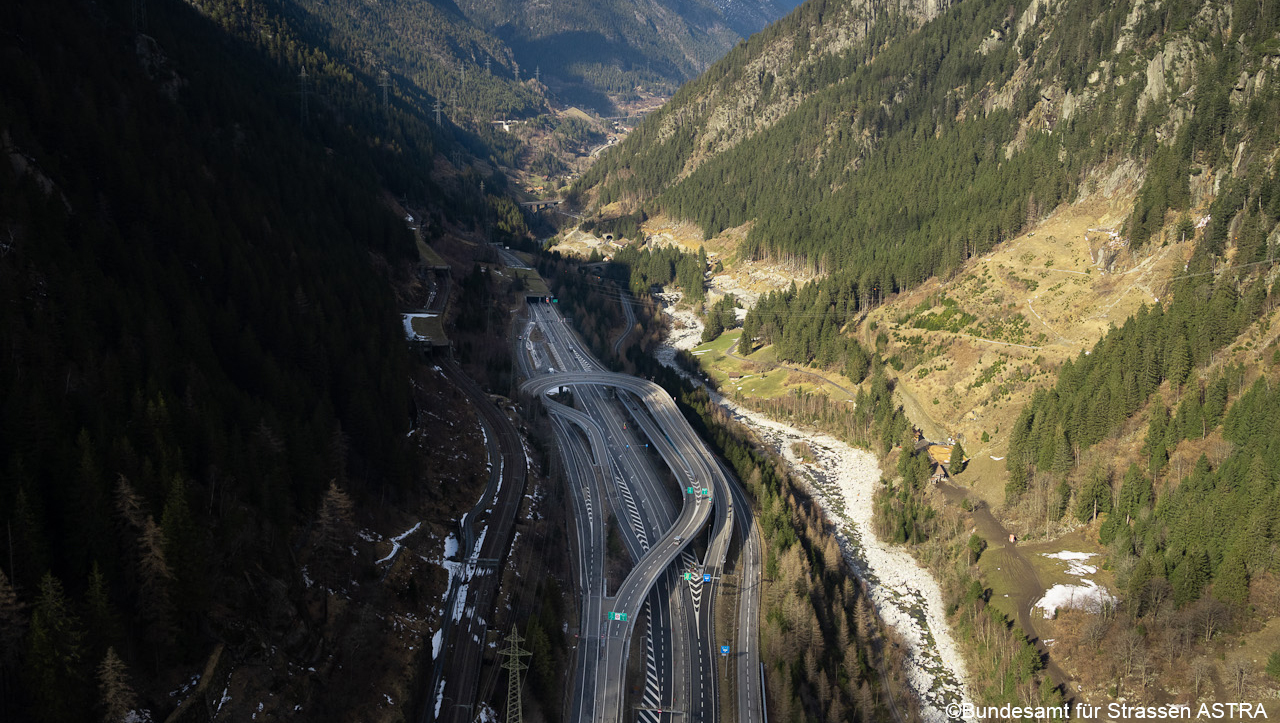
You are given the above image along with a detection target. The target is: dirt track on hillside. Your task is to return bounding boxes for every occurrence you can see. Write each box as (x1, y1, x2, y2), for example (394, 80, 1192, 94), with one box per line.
(937, 482, 1079, 702)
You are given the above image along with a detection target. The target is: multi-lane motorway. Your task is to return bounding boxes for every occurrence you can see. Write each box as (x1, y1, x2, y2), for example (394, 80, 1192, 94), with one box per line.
(515, 290, 764, 723)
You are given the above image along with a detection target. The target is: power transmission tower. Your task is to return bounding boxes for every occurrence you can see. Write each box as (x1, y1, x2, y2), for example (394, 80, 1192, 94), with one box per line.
(378, 69, 390, 114)
(434, 97, 443, 125)
(485, 57, 492, 75)
(450, 88, 459, 121)
(497, 627, 531, 723)
(534, 66, 540, 83)
(513, 62, 520, 82)
(299, 67, 310, 125)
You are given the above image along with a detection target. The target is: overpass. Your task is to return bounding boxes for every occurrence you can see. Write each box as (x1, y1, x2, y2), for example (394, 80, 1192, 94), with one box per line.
(519, 199, 562, 211)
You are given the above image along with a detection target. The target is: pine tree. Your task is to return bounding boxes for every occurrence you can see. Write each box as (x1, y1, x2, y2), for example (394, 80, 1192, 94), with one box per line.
(1165, 335, 1191, 388)
(96, 648, 138, 723)
(700, 308, 724, 343)
(1171, 550, 1210, 607)
(161, 477, 203, 635)
(1267, 651, 1280, 682)
(114, 476, 144, 532)
(1203, 374, 1229, 429)
(83, 563, 119, 660)
(1075, 465, 1112, 523)
(137, 517, 175, 650)
(856, 679, 875, 719)
(1181, 392, 1204, 441)
(0, 566, 27, 712)
(25, 573, 87, 722)
(315, 480, 355, 557)
(1116, 464, 1153, 522)
(949, 441, 966, 475)
(10, 487, 50, 593)
(1051, 435, 1074, 481)
(1214, 549, 1250, 607)
(854, 596, 873, 642)
(0, 567, 25, 668)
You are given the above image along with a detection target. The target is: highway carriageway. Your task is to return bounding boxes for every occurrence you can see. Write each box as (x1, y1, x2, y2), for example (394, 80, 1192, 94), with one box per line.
(522, 371, 733, 723)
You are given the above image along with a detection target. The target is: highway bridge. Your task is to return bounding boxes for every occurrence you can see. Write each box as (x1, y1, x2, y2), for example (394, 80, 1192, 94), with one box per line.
(513, 294, 763, 723)
(519, 199, 562, 211)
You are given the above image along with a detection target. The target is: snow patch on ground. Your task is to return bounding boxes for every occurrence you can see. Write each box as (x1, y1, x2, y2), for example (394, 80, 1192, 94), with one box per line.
(1035, 580, 1116, 618)
(475, 702, 498, 723)
(653, 295, 974, 722)
(168, 674, 200, 698)
(376, 521, 423, 565)
(1034, 552, 1115, 617)
(432, 628, 444, 660)
(524, 484, 545, 520)
(470, 525, 489, 563)
(1043, 551, 1098, 576)
(402, 313, 439, 341)
(451, 583, 470, 621)
(1043, 551, 1093, 560)
(215, 687, 230, 716)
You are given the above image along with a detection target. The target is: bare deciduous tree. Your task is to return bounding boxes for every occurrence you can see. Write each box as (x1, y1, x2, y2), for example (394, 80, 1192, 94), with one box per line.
(1228, 656, 1250, 699)
(1117, 628, 1146, 676)
(1193, 597, 1229, 643)
(1083, 614, 1112, 648)
(1145, 577, 1172, 621)
(1191, 657, 1213, 699)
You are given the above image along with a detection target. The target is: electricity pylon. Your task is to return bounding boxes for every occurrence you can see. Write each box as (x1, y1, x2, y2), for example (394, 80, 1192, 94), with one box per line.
(497, 627, 531, 723)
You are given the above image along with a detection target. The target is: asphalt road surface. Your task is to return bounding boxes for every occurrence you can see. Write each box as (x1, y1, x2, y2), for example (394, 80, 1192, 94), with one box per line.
(517, 297, 761, 723)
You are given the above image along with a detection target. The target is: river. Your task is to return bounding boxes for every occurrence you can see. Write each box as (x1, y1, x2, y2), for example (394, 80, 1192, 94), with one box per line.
(653, 293, 976, 722)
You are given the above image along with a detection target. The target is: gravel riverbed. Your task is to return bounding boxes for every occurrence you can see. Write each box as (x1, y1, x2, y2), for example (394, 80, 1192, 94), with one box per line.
(654, 293, 975, 722)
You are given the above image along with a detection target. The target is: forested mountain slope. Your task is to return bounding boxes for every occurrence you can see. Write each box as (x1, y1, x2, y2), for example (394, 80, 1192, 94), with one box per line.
(0, 0, 509, 718)
(581, 0, 1280, 378)
(575, 0, 1280, 704)
(281, 0, 549, 127)
(451, 0, 795, 106)
(286, 0, 797, 118)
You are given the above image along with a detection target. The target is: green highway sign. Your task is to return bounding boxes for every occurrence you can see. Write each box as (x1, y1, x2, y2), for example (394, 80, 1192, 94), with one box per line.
(686, 486, 695, 494)
(607, 612, 628, 621)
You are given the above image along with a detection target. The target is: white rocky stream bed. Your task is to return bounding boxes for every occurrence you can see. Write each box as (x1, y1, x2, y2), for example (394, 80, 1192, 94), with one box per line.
(653, 292, 975, 722)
